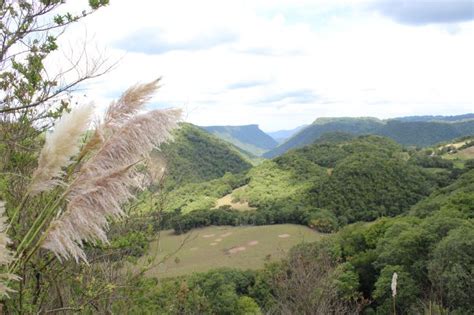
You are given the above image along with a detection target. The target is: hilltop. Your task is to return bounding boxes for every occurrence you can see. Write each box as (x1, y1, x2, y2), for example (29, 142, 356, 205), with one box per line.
(395, 113, 474, 122)
(157, 123, 252, 189)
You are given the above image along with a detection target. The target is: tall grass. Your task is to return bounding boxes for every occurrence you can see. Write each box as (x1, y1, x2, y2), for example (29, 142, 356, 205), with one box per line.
(3, 80, 181, 282)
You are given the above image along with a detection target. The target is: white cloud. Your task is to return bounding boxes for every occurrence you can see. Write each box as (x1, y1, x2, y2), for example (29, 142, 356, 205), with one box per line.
(51, 0, 474, 131)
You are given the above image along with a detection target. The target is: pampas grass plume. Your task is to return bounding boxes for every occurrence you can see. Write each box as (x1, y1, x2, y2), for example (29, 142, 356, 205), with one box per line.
(30, 104, 94, 194)
(41, 81, 181, 262)
(80, 79, 161, 156)
(391, 272, 398, 297)
(104, 79, 160, 128)
(0, 201, 20, 297)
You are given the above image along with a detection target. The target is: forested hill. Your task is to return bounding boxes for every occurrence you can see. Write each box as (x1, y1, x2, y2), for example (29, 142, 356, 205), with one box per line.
(263, 117, 382, 158)
(264, 117, 474, 158)
(231, 135, 450, 227)
(157, 123, 252, 189)
(202, 124, 278, 156)
(377, 119, 474, 147)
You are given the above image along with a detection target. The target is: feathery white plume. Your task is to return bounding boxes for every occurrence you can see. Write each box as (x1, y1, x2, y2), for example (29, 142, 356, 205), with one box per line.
(80, 79, 161, 155)
(41, 84, 181, 262)
(30, 104, 94, 194)
(391, 272, 398, 297)
(0, 201, 20, 297)
(104, 79, 160, 129)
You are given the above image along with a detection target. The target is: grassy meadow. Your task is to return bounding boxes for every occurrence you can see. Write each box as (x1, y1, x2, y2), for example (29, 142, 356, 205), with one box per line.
(140, 224, 323, 279)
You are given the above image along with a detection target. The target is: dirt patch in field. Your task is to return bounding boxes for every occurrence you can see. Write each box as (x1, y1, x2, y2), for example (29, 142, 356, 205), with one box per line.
(458, 146, 474, 159)
(278, 234, 290, 238)
(248, 240, 259, 246)
(442, 141, 469, 149)
(189, 247, 199, 251)
(202, 234, 215, 238)
(227, 246, 247, 254)
(220, 232, 232, 237)
(215, 238, 222, 242)
(210, 242, 218, 246)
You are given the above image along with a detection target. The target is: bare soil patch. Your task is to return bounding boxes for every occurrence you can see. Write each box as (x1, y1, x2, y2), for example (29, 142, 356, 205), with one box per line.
(227, 246, 247, 254)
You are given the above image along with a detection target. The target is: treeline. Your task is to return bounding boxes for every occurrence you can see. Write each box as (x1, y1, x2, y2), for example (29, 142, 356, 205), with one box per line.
(170, 206, 338, 234)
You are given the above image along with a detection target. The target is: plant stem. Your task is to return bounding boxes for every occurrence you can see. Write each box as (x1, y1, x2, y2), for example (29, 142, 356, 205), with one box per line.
(6, 194, 30, 233)
(9, 189, 68, 274)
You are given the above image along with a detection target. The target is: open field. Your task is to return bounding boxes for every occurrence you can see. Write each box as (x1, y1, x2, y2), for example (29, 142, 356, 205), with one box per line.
(140, 224, 323, 279)
(442, 147, 474, 168)
(438, 138, 474, 160)
(448, 146, 474, 160)
(440, 140, 469, 149)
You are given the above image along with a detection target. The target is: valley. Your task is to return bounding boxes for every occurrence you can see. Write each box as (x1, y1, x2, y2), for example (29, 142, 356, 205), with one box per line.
(119, 117, 473, 314)
(2, 2, 472, 313)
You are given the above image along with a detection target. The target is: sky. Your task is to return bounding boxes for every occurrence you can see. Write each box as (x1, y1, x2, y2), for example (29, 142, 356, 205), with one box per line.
(58, 0, 474, 131)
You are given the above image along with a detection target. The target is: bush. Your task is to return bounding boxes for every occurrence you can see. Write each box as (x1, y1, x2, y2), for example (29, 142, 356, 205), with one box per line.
(308, 209, 339, 233)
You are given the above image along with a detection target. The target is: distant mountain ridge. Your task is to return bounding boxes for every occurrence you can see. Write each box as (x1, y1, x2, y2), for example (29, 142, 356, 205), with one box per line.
(266, 125, 308, 143)
(201, 124, 278, 156)
(394, 113, 474, 122)
(264, 114, 474, 158)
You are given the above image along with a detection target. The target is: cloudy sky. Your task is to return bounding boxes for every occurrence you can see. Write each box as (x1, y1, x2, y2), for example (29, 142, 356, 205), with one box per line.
(61, 0, 474, 131)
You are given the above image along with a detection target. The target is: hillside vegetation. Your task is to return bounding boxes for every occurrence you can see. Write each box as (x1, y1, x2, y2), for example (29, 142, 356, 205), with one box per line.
(157, 134, 457, 239)
(158, 123, 252, 189)
(234, 135, 445, 226)
(202, 124, 278, 156)
(264, 116, 474, 158)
